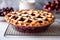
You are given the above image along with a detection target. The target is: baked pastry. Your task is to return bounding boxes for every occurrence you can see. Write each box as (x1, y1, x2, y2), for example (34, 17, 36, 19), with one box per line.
(5, 10, 55, 33)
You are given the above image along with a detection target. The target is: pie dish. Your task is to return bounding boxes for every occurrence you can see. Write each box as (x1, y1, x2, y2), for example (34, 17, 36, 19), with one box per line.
(5, 10, 55, 33)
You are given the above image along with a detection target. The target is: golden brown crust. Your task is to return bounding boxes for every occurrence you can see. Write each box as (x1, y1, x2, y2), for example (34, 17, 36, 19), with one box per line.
(5, 10, 55, 27)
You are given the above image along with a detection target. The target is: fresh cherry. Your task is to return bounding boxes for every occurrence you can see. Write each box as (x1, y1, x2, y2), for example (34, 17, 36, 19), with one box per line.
(3, 12, 7, 16)
(43, 5, 49, 9)
(48, 7, 52, 12)
(43, 0, 60, 12)
(48, 2, 51, 5)
(0, 7, 14, 16)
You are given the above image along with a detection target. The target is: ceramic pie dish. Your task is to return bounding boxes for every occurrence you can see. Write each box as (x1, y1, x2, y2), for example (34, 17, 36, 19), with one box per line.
(5, 10, 55, 33)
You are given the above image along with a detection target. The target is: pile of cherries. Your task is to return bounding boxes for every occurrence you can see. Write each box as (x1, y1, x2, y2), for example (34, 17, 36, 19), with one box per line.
(0, 7, 14, 16)
(43, 0, 60, 12)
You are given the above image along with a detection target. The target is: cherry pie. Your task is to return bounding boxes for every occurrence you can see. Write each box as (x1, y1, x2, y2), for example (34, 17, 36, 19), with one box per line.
(5, 10, 55, 33)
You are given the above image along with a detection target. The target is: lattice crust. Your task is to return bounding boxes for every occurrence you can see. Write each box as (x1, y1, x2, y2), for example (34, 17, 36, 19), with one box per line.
(5, 10, 55, 27)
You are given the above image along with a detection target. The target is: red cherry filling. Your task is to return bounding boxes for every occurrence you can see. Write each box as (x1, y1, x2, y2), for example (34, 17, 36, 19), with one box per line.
(31, 13, 35, 16)
(12, 16, 18, 20)
(38, 21, 43, 23)
(37, 15, 43, 18)
(45, 19, 48, 21)
(27, 20, 32, 23)
(19, 18, 25, 21)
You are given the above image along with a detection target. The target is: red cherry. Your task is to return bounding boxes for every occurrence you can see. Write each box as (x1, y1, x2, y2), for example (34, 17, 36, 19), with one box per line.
(55, 0, 60, 4)
(43, 0, 60, 12)
(43, 5, 52, 12)
(43, 5, 48, 9)
(57, 7, 60, 12)
(53, 1, 56, 3)
(47, 2, 51, 5)
(51, 2, 56, 7)
(58, 9, 60, 12)
(48, 7, 52, 12)
(55, 5, 59, 10)
(3, 12, 7, 16)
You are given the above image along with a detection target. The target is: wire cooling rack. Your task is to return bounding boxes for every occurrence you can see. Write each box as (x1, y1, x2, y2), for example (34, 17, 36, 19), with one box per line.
(4, 19, 60, 36)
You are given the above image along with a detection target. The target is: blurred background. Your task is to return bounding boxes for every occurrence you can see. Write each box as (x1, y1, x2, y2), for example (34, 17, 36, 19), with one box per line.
(0, 0, 53, 10)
